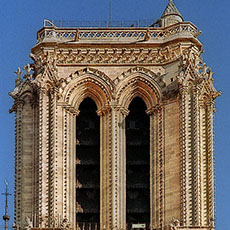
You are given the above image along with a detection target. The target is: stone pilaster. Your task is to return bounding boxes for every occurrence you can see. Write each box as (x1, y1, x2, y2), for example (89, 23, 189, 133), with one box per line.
(191, 87, 201, 226)
(37, 88, 50, 227)
(148, 105, 165, 230)
(14, 100, 24, 226)
(64, 106, 79, 229)
(48, 89, 59, 227)
(206, 101, 215, 228)
(179, 86, 192, 226)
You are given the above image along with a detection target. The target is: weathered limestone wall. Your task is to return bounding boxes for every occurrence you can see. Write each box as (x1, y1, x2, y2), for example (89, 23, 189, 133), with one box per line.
(20, 96, 34, 226)
(164, 100, 181, 224)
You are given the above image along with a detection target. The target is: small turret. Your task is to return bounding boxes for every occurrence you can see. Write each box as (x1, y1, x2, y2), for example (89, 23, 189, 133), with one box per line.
(160, 0, 183, 27)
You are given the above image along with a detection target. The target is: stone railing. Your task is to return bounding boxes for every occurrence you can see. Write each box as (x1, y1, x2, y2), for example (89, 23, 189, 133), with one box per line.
(37, 22, 197, 43)
(76, 222, 99, 230)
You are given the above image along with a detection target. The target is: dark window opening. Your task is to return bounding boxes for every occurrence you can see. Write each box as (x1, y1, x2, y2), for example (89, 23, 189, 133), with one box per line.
(126, 97, 150, 229)
(76, 98, 100, 229)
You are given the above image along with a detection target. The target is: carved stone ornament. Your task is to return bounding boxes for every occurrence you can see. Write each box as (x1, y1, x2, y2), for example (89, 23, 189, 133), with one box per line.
(25, 216, 33, 230)
(60, 218, 71, 230)
(169, 218, 180, 230)
(23, 64, 33, 80)
(35, 44, 184, 66)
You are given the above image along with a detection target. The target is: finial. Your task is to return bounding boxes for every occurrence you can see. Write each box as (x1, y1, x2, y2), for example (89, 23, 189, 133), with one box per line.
(14, 67, 23, 79)
(23, 64, 33, 80)
(14, 67, 24, 87)
(2, 180, 12, 230)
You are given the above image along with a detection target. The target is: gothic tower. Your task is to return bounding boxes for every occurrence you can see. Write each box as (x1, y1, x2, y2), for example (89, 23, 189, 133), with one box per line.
(10, 1, 220, 230)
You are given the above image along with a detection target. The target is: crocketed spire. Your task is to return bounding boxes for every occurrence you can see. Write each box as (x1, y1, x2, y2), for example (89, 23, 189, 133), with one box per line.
(160, 0, 183, 27)
(161, 0, 183, 20)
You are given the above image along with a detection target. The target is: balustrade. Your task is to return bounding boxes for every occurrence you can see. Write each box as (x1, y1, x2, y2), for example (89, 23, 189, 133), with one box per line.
(75, 222, 151, 230)
(37, 22, 197, 43)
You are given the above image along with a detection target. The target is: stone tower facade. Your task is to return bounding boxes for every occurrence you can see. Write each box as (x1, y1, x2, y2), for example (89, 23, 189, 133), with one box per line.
(10, 1, 220, 230)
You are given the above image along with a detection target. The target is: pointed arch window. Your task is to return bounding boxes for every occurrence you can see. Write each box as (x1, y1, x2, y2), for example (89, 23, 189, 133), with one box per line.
(76, 98, 100, 230)
(126, 97, 150, 229)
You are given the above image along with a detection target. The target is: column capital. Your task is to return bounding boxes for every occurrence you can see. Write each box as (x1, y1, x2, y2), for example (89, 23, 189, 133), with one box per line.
(97, 104, 129, 117)
(146, 104, 163, 115)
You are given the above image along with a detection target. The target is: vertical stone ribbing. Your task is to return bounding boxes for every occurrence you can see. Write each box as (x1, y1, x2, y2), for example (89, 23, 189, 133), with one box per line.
(38, 89, 49, 227)
(148, 105, 164, 230)
(180, 87, 194, 226)
(192, 88, 201, 226)
(34, 99, 40, 227)
(187, 93, 194, 226)
(64, 106, 79, 228)
(150, 110, 157, 229)
(111, 108, 118, 229)
(49, 89, 58, 226)
(108, 111, 113, 229)
(158, 106, 165, 228)
(109, 105, 128, 230)
(206, 102, 215, 227)
(200, 102, 207, 225)
(120, 111, 126, 230)
(98, 104, 128, 230)
(100, 113, 105, 229)
(14, 101, 24, 226)
(63, 110, 68, 219)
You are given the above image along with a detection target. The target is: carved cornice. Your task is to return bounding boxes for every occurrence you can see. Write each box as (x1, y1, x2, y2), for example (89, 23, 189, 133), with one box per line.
(34, 44, 186, 66)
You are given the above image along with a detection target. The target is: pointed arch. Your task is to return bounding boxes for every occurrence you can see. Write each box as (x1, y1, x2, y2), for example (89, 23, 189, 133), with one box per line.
(115, 67, 165, 111)
(60, 68, 115, 111)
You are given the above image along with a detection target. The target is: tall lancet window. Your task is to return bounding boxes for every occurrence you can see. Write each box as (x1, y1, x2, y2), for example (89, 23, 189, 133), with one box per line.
(76, 98, 100, 230)
(126, 97, 150, 229)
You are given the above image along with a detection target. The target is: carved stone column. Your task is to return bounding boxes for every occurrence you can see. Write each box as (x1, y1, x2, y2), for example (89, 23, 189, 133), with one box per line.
(199, 99, 215, 228)
(62, 105, 80, 229)
(191, 86, 201, 226)
(180, 85, 205, 227)
(37, 88, 50, 228)
(206, 101, 215, 228)
(179, 86, 192, 226)
(98, 102, 128, 230)
(48, 88, 60, 227)
(147, 105, 165, 230)
(14, 100, 24, 226)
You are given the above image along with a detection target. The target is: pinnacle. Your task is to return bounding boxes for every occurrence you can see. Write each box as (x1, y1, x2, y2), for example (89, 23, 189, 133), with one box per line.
(161, 0, 183, 20)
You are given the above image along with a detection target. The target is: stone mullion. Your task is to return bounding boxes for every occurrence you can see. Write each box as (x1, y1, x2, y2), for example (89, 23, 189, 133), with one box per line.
(38, 89, 49, 227)
(98, 108, 112, 230)
(14, 101, 24, 226)
(206, 102, 215, 227)
(105, 105, 127, 230)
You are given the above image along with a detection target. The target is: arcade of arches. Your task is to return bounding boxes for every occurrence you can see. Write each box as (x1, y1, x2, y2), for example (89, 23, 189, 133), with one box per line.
(10, 2, 220, 229)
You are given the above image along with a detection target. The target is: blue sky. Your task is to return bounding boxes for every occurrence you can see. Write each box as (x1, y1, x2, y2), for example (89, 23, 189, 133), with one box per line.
(0, 0, 229, 229)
